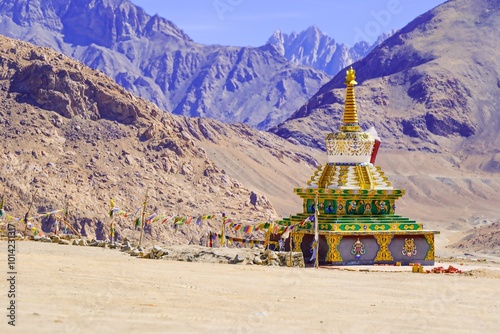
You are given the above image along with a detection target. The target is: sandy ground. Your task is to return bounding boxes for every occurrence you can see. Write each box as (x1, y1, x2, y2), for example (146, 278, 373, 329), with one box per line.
(1, 240, 500, 334)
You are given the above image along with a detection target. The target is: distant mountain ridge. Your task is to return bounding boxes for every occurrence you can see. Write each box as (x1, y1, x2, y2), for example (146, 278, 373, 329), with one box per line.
(266, 26, 393, 76)
(270, 0, 500, 173)
(0, 0, 330, 129)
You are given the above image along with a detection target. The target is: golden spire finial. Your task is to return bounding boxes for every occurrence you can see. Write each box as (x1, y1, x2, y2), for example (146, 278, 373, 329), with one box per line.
(344, 66, 357, 86)
(340, 66, 361, 132)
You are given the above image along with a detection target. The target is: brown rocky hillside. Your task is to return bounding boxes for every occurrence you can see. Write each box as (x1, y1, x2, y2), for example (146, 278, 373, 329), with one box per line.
(0, 34, 322, 244)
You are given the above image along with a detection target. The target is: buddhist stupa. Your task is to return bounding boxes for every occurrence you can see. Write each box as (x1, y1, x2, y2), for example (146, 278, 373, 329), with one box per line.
(275, 67, 439, 265)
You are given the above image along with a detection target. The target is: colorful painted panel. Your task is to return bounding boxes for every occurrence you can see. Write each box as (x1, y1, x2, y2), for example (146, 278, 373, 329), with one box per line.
(323, 200, 336, 214)
(336, 200, 345, 214)
(337, 237, 379, 264)
(368, 224, 391, 231)
(351, 238, 366, 258)
(402, 238, 417, 257)
(399, 224, 421, 230)
(387, 236, 430, 264)
(334, 200, 392, 215)
(346, 200, 360, 214)
(306, 199, 316, 213)
(372, 200, 390, 214)
(338, 224, 362, 231)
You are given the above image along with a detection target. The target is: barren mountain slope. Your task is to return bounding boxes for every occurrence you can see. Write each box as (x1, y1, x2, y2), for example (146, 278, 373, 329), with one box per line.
(0, 35, 288, 243)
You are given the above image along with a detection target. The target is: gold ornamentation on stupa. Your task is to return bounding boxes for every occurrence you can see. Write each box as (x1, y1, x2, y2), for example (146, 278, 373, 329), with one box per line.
(341, 67, 361, 132)
(324, 66, 376, 165)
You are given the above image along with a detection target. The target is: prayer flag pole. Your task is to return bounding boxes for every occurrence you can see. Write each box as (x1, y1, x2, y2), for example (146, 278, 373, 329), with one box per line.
(109, 198, 115, 244)
(138, 188, 149, 248)
(59, 197, 81, 237)
(221, 213, 226, 247)
(59, 215, 81, 237)
(24, 189, 38, 237)
(265, 221, 273, 251)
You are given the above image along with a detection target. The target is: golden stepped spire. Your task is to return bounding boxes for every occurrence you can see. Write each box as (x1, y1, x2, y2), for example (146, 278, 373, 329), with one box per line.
(340, 67, 361, 132)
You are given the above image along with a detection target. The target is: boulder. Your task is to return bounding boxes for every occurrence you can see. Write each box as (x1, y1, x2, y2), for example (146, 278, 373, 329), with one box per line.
(41, 236, 52, 243)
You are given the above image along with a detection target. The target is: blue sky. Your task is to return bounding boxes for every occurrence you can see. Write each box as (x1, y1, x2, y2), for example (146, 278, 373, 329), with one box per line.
(132, 0, 446, 46)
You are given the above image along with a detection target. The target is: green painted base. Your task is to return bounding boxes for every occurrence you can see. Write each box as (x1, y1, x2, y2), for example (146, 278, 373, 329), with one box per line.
(278, 213, 426, 232)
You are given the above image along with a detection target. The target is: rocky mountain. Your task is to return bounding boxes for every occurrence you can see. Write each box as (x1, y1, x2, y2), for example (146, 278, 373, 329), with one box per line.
(266, 26, 392, 76)
(0, 34, 322, 243)
(0, 0, 330, 130)
(271, 0, 500, 172)
(0, 33, 498, 256)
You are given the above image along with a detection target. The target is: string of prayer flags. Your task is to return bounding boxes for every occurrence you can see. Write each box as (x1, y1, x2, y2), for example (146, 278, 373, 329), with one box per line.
(224, 235, 265, 245)
(281, 224, 297, 240)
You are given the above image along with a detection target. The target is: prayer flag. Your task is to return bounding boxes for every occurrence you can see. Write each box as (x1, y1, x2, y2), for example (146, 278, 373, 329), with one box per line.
(310, 243, 318, 262)
(145, 213, 157, 225)
(0, 195, 4, 219)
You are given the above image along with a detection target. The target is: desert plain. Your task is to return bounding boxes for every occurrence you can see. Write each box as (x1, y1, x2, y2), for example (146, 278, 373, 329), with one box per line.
(1, 233, 499, 334)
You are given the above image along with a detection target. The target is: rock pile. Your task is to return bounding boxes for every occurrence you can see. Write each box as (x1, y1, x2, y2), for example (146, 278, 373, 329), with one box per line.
(144, 245, 168, 259)
(25, 234, 305, 267)
(258, 250, 305, 268)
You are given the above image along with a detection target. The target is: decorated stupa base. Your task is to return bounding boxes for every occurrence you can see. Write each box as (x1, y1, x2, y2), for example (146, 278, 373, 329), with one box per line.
(274, 67, 439, 266)
(275, 230, 436, 266)
(275, 214, 436, 266)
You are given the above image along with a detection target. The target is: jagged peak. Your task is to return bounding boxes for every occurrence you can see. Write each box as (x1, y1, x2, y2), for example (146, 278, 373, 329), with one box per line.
(268, 29, 285, 44)
(304, 25, 322, 35)
(0, 0, 192, 45)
